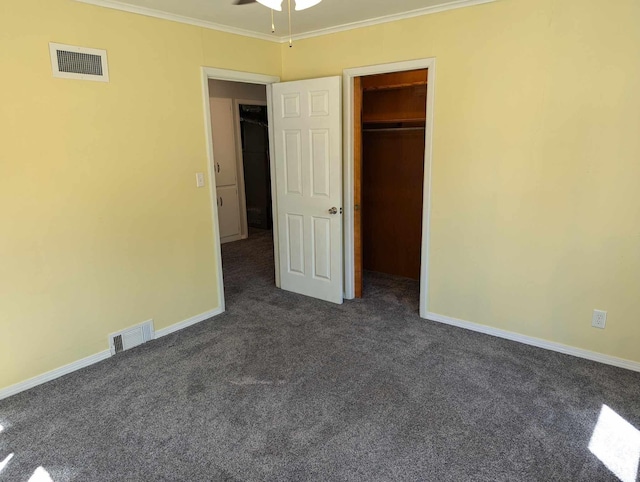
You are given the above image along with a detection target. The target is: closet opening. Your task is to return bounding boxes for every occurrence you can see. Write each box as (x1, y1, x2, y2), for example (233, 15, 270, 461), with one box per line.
(353, 69, 428, 307)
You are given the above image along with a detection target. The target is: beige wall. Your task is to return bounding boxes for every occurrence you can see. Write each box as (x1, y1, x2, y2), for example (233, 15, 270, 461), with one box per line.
(0, 0, 281, 390)
(209, 80, 267, 102)
(281, 0, 640, 363)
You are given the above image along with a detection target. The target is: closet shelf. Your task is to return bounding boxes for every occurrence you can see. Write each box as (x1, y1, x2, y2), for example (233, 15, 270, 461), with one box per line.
(362, 119, 426, 131)
(362, 70, 428, 92)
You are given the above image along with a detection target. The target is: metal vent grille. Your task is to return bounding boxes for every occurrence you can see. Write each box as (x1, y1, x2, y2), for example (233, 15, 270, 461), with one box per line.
(109, 320, 154, 356)
(112, 335, 124, 354)
(56, 50, 103, 76)
(49, 42, 109, 82)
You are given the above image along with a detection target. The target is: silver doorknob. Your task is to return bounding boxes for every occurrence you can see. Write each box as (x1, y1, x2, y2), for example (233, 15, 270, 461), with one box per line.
(328, 207, 338, 215)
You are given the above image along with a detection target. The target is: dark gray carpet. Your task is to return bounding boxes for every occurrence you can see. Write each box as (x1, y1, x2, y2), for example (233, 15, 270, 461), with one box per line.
(1, 228, 639, 481)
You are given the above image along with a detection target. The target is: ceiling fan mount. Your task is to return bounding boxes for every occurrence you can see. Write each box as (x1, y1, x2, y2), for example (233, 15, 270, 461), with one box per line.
(233, 0, 322, 10)
(232, 0, 323, 46)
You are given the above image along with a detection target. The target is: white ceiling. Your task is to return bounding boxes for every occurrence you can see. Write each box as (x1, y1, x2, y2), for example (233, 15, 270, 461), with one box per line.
(76, 0, 494, 42)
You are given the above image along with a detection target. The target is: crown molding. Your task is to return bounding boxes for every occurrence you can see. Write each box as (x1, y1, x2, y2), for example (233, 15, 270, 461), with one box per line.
(74, 0, 281, 42)
(288, 0, 496, 42)
(75, 0, 496, 44)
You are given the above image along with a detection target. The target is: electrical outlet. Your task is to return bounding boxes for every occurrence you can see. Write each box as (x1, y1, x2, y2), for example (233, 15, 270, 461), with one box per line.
(196, 172, 205, 188)
(592, 310, 607, 329)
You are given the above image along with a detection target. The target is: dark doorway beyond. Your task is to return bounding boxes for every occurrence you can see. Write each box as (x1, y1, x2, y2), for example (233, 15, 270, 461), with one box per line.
(240, 105, 272, 231)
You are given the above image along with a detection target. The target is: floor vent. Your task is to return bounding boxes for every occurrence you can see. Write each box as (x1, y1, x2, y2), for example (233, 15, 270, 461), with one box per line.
(112, 335, 124, 354)
(109, 320, 154, 355)
(49, 42, 109, 82)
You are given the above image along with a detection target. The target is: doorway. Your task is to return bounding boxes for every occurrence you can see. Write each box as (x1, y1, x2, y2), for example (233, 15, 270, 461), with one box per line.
(356, 69, 427, 307)
(204, 69, 344, 311)
(201, 68, 280, 312)
(208, 79, 276, 301)
(209, 80, 271, 244)
(343, 58, 436, 318)
(202, 64, 434, 315)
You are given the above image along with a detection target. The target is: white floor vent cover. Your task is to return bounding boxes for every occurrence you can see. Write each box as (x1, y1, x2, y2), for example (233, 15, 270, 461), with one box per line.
(109, 320, 154, 355)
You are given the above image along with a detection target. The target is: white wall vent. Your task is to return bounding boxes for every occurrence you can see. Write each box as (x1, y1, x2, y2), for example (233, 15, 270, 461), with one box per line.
(49, 42, 109, 82)
(109, 320, 154, 355)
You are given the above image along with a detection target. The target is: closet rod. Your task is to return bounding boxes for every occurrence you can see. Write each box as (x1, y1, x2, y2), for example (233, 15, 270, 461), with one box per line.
(362, 126, 425, 133)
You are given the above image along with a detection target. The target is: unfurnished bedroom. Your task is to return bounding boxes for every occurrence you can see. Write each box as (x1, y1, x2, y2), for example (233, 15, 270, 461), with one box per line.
(1, 0, 639, 481)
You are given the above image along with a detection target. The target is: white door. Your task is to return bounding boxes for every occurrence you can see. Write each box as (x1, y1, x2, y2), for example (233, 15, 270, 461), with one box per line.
(272, 76, 343, 304)
(210, 97, 238, 187)
(217, 185, 241, 241)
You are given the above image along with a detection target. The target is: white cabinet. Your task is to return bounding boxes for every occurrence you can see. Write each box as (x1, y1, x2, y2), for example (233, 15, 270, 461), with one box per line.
(217, 186, 241, 240)
(210, 97, 242, 243)
(210, 97, 238, 187)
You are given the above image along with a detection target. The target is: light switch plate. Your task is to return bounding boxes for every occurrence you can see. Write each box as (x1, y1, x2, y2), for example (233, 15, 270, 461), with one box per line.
(196, 172, 205, 188)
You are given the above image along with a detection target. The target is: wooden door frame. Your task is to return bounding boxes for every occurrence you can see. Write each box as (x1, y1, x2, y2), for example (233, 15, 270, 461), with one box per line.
(201, 67, 280, 313)
(342, 58, 436, 317)
(353, 77, 363, 297)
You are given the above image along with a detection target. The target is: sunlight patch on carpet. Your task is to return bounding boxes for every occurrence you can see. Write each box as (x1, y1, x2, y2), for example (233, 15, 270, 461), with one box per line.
(28, 466, 54, 482)
(0, 453, 14, 474)
(589, 404, 640, 482)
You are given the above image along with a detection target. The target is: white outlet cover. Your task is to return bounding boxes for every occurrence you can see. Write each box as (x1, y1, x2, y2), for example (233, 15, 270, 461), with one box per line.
(592, 310, 607, 329)
(196, 172, 205, 188)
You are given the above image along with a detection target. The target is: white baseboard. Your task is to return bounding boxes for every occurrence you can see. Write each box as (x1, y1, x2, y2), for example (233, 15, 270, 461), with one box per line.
(0, 350, 112, 401)
(0, 307, 224, 401)
(154, 307, 224, 339)
(426, 312, 640, 373)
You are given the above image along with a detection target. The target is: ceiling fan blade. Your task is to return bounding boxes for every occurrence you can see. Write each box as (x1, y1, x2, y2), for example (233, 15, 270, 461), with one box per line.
(233, 0, 257, 5)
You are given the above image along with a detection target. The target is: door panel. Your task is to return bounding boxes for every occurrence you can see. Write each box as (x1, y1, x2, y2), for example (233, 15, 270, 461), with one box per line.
(272, 77, 343, 304)
(312, 216, 331, 280)
(286, 214, 305, 275)
(310, 129, 330, 197)
(284, 131, 302, 195)
(210, 97, 238, 187)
